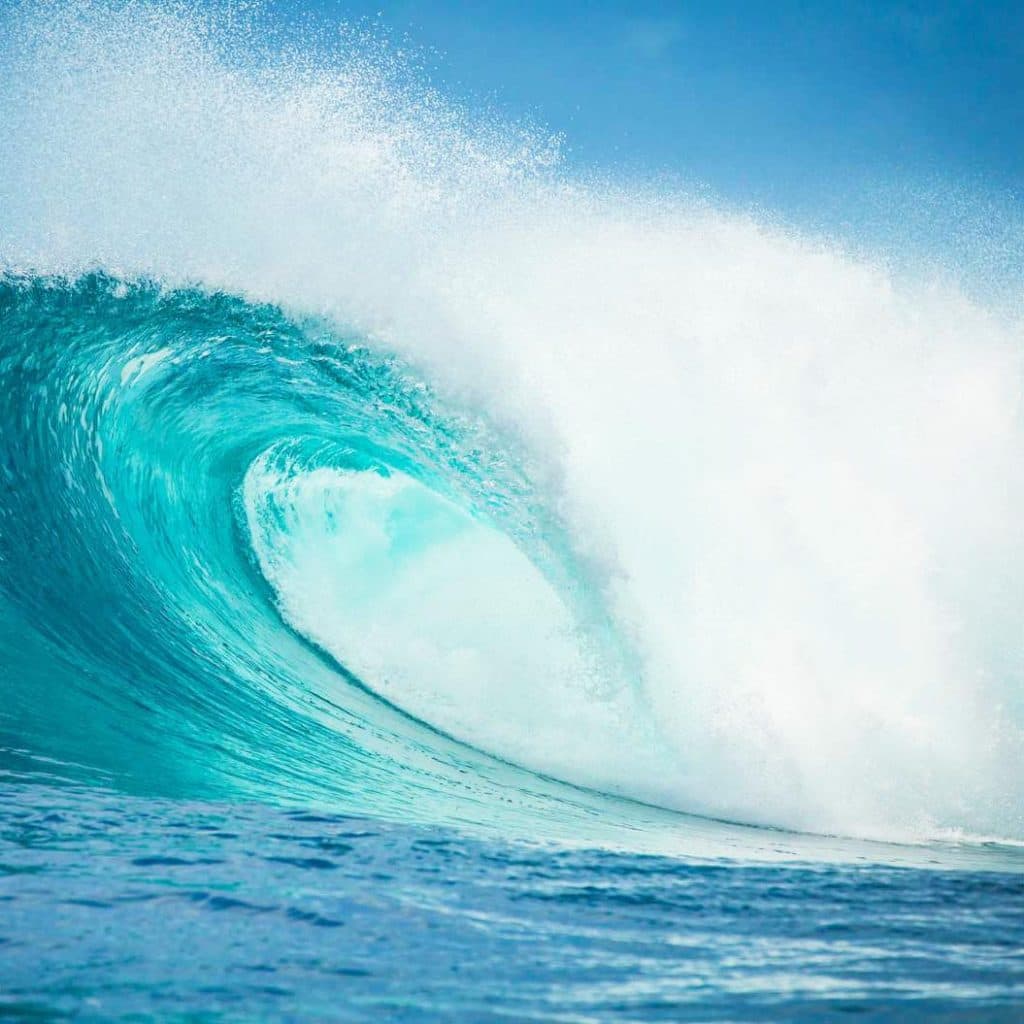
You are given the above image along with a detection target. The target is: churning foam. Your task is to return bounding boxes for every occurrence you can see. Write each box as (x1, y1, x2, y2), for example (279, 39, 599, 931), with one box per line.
(3, 0, 1023, 842)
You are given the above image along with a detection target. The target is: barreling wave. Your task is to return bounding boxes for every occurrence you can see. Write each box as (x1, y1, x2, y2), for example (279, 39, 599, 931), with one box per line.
(1, 0, 1023, 848)
(0, 274, 669, 845)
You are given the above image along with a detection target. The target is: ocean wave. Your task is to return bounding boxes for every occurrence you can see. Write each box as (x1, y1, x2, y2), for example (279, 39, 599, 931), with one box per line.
(2, 0, 1023, 846)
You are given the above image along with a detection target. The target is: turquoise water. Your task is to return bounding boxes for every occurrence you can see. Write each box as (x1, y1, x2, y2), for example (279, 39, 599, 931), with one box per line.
(3, 2, 1024, 1018)
(0, 275, 658, 839)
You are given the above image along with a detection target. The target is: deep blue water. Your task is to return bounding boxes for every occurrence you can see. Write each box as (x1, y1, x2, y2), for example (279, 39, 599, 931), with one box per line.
(3, 777, 1024, 1022)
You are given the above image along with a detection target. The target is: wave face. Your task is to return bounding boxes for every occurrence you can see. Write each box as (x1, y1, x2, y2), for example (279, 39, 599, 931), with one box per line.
(2, 0, 1024, 846)
(0, 274, 671, 846)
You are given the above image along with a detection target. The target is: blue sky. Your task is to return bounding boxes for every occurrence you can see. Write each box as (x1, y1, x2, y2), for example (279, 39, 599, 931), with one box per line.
(307, 0, 1023, 215)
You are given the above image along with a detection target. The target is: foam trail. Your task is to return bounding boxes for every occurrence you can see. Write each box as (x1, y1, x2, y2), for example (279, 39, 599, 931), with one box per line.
(2, 0, 1023, 844)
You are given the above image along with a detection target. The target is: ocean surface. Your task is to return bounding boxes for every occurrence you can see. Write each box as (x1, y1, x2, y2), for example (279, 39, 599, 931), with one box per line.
(3, 775, 1024, 1022)
(2, 2, 1024, 1019)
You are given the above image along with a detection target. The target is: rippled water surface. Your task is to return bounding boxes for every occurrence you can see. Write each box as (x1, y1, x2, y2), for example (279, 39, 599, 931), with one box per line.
(3, 778, 1024, 1022)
